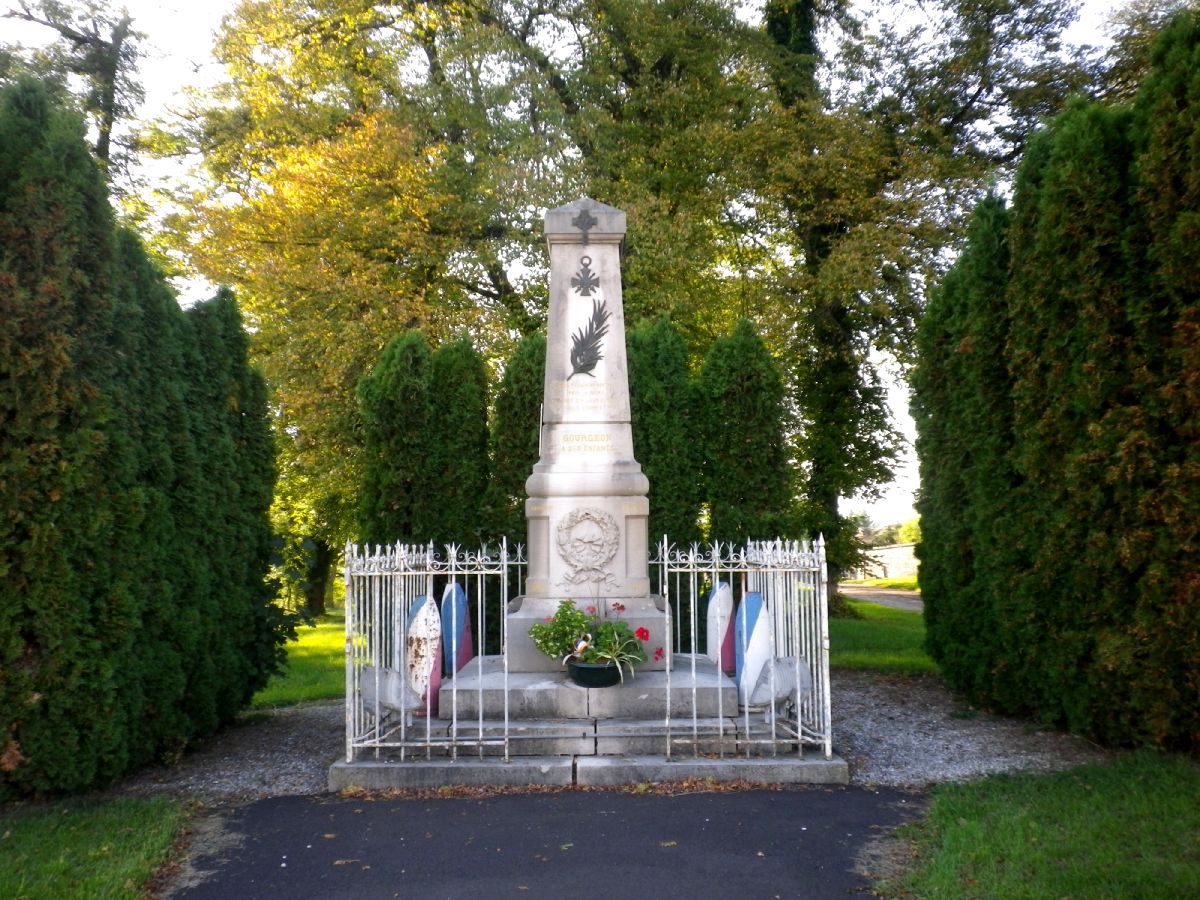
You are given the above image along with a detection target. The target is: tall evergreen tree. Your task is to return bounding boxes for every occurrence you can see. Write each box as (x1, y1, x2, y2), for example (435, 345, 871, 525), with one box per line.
(0, 77, 124, 795)
(180, 289, 283, 734)
(105, 227, 195, 767)
(695, 320, 792, 545)
(0, 80, 285, 797)
(627, 318, 701, 547)
(1004, 100, 1138, 731)
(483, 332, 545, 548)
(912, 195, 1012, 701)
(1115, 10, 1200, 745)
(427, 337, 490, 548)
(915, 10, 1200, 748)
(356, 331, 433, 545)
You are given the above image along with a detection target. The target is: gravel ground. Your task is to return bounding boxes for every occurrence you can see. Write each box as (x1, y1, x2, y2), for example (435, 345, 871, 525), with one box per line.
(831, 671, 1109, 787)
(115, 671, 1110, 802)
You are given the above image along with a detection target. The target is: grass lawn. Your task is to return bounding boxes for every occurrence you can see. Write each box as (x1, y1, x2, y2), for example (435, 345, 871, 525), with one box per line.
(251, 609, 346, 708)
(828, 599, 937, 675)
(888, 751, 1200, 898)
(0, 612, 347, 899)
(842, 576, 920, 591)
(0, 797, 188, 900)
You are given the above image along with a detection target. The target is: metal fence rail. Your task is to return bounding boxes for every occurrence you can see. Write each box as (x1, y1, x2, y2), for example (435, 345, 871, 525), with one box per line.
(343, 541, 524, 762)
(656, 538, 832, 760)
(344, 536, 830, 763)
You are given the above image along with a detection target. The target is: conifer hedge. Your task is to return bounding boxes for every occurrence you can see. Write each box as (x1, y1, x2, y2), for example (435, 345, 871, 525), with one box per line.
(360, 318, 796, 555)
(627, 318, 702, 547)
(357, 332, 493, 549)
(914, 14, 1200, 748)
(695, 319, 793, 545)
(483, 331, 545, 548)
(0, 80, 285, 797)
(427, 337, 490, 548)
(356, 330, 433, 546)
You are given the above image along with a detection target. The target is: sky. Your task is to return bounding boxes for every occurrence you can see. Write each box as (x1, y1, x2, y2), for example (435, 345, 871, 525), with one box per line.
(5, 0, 1122, 527)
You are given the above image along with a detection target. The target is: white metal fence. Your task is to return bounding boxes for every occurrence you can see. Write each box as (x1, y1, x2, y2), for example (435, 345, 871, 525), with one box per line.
(343, 536, 830, 763)
(655, 538, 831, 759)
(343, 541, 524, 762)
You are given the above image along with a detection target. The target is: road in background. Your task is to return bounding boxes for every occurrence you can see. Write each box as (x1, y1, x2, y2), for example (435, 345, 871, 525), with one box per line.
(837, 586, 923, 615)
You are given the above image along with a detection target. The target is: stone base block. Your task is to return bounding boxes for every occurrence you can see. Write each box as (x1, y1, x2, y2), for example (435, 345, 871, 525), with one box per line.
(596, 718, 736, 755)
(594, 718, 809, 757)
(574, 754, 848, 786)
(329, 757, 575, 791)
(447, 719, 594, 756)
(438, 655, 737, 720)
(328, 753, 849, 790)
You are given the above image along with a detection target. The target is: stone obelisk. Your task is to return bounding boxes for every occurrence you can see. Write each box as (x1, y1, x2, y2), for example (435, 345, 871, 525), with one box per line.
(507, 198, 667, 672)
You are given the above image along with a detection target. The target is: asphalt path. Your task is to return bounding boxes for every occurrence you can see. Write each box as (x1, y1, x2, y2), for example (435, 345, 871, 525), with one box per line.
(836, 586, 923, 615)
(177, 787, 921, 899)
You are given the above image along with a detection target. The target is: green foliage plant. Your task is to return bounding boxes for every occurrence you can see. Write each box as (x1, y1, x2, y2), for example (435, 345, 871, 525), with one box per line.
(528, 601, 592, 661)
(528, 600, 649, 681)
(586, 613, 650, 682)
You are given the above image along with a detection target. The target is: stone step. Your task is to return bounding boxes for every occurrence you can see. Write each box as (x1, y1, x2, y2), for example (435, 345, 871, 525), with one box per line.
(376, 716, 803, 758)
(438, 654, 739, 720)
(328, 753, 849, 791)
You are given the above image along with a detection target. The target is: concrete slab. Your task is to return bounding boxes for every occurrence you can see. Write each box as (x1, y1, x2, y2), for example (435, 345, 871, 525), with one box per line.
(439, 655, 739, 720)
(328, 757, 575, 791)
(595, 717, 738, 755)
(447, 719, 595, 756)
(438, 657, 589, 719)
(574, 754, 849, 786)
(330, 750, 848, 789)
(587, 663, 738, 717)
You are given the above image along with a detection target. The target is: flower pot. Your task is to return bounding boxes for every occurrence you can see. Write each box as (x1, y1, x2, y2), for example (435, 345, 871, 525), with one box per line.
(566, 658, 622, 688)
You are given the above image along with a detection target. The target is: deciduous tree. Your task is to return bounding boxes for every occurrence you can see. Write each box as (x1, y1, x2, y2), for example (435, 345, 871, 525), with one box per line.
(155, 0, 1097, 578)
(3, 0, 143, 168)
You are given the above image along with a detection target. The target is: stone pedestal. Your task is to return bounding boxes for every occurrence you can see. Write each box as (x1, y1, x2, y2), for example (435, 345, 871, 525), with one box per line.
(508, 197, 667, 672)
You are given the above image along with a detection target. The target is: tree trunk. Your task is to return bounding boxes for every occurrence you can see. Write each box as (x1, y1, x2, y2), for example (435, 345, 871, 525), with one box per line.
(303, 538, 335, 618)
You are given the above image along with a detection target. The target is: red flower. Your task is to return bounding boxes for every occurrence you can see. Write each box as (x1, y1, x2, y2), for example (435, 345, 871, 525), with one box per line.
(612, 601, 626, 613)
(635, 627, 650, 641)
(587, 605, 597, 616)
(654, 647, 664, 661)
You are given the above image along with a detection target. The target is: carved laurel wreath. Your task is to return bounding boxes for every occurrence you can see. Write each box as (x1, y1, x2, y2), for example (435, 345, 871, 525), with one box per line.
(555, 507, 620, 585)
